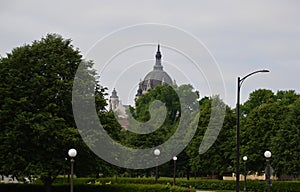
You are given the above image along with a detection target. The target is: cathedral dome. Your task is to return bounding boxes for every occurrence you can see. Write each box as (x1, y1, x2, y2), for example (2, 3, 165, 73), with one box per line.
(135, 44, 174, 98)
(143, 70, 173, 86)
(143, 44, 173, 85)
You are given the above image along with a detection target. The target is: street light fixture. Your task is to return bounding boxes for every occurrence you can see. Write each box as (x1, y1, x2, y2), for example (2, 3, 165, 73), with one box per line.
(68, 149, 77, 192)
(264, 150, 271, 158)
(154, 149, 160, 183)
(236, 69, 269, 192)
(264, 150, 272, 192)
(173, 156, 177, 186)
(243, 156, 248, 192)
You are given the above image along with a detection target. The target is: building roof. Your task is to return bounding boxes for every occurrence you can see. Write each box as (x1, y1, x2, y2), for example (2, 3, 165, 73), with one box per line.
(136, 44, 173, 96)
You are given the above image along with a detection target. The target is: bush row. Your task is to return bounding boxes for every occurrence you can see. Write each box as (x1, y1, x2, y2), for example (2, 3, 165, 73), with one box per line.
(0, 183, 192, 192)
(170, 179, 300, 192)
(2, 177, 299, 192)
(72, 177, 300, 192)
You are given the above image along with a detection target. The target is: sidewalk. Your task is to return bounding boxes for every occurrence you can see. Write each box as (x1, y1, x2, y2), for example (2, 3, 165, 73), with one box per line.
(196, 191, 215, 192)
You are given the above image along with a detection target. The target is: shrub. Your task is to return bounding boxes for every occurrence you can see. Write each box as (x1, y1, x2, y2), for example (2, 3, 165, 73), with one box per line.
(0, 183, 192, 192)
(1, 178, 299, 192)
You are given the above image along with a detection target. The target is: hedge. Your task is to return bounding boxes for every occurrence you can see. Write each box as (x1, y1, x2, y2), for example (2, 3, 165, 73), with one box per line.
(69, 177, 300, 191)
(1, 178, 300, 192)
(176, 179, 300, 192)
(0, 183, 192, 192)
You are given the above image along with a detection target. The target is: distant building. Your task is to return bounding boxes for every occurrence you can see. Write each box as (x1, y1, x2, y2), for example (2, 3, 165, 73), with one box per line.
(109, 88, 129, 128)
(0, 175, 19, 183)
(109, 88, 120, 111)
(109, 44, 175, 127)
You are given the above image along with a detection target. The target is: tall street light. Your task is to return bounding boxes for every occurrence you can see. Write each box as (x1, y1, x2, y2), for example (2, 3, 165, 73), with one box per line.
(173, 156, 177, 186)
(154, 149, 160, 183)
(236, 69, 269, 192)
(264, 150, 272, 192)
(68, 148, 77, 192)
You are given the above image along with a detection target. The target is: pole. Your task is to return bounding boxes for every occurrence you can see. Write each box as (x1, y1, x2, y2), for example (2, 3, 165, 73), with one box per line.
(236, 77, 241, 192)
(266, 159, 270, 192)
(235, 69, 269, 192)
(70, 158, 74, 192)
(173, 159, 176, 186)
(155, 157, 158, 183)
(244, 161, 247, 192)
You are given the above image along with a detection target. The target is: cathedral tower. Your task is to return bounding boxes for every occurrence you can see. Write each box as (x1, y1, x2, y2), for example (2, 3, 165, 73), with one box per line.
(109, 88, 119, 111)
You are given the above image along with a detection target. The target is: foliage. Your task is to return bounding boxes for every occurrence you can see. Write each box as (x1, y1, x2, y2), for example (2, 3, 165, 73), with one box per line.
(186, 96, 235, 178)
(121, 84, 181, 149)
(241, 89, 300, 178)
(0, 34, 107, 191)
(0, 182, 193, 192)
(2, 178, 300, 192)
(83, 177, 300, 192)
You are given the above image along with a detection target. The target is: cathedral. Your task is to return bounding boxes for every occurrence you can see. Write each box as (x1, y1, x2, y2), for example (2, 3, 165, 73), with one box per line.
(109, 44, 175, 127)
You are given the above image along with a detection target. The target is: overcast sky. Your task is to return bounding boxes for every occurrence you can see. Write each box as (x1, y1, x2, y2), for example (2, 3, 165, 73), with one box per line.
(1, 0, 300, 107)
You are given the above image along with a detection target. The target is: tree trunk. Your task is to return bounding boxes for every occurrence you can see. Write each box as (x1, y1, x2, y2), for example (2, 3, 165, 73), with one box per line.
(186, 166, 190, 180)
(43, 178, 53, 192)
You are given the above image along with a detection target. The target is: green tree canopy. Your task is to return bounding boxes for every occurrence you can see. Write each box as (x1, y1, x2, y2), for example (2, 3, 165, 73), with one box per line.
(240, 89, 300, 178)
(123, 84, 181, 149)
(186, 96, 235, 178)
(0, 34, 107, 191)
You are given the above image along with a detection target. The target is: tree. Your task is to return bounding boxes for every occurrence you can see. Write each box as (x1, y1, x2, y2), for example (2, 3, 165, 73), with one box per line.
(186, 96, 235, 179)
(271, 92, 300, 178)
(240, 89, 300, 178)
(0, 34, 106, 191)
(241, 89, 275, 116)
(123, 84, 181, 149)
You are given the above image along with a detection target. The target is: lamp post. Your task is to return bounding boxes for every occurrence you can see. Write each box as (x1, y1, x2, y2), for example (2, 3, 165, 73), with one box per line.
(236, 69, 269, 192)
(154, 149, 160, 183)
(264, 150, 272, 192)
(173, 156, 177, 186)
(243, 156, 247, 192)
(68, 149, 77, 192)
